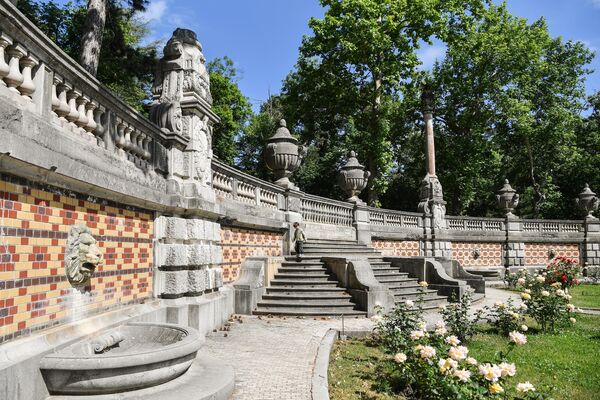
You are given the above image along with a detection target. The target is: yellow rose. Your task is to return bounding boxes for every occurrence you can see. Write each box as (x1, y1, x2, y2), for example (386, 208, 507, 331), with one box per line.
(489, 383, 504, 394)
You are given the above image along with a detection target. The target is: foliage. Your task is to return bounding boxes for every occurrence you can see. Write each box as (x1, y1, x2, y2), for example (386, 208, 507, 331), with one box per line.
(207, 57, 253, 164)
(281, 0, 489, 205)
(481, 298, 528, 336)
(440, 291, 483, 342)
(18, 0, 158, 112)
(544, 256, 581, 289)
(376, 304, 551, 399)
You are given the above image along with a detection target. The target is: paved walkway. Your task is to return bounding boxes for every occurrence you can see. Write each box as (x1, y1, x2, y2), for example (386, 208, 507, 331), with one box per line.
(202, 288, 518, 400)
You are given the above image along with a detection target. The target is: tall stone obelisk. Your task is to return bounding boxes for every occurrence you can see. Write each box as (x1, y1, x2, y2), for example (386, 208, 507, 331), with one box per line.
(417, 83, 450, 257)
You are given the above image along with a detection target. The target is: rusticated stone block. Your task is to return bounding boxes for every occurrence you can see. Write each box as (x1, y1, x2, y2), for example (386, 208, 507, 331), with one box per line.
(158, 244, 188, 267)
(188, 268, 207, 293)
(162, 270, 188, 296)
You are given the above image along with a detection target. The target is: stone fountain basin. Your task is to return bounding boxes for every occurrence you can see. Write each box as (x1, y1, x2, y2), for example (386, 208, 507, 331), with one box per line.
(40, 322, 203, 395)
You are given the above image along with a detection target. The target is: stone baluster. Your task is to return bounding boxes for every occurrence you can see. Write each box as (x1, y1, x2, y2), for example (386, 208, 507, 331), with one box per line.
(75, 96, 89, 129)
(123, 125, 133, 158)
(55, 81, 71, 121)
(135, 132, 145, 158)
(4, 43, 26, 94)
(93, 105, 106, 146)
(18, 53, 38, 100)
(0, 33, 14, 86)
(130, 129, 140, 161)
(115, 120, 126, 155)
(65, 89, 81, 124)
(50, 75, 61, 116)
(142, 136, 152, 161)
(84, 101, 97, 133)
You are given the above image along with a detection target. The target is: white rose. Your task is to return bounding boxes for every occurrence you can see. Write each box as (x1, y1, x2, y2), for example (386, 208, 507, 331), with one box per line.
(499, 362, 516, 377)
(405, 299, 414, 308)
(509, 331, 527, 345)
(448, 346, 469, 361)
(541, 290, 550, 297)
(521, 325, 528, 332)
(394, 352, 407, 363)
(445, 335, 461, 346)
(516, 381, 536, 394)
(453, 368, 471, 382)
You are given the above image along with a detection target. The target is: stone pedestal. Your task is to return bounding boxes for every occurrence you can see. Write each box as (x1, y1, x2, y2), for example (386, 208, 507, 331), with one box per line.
(504, 216, 525, 268)
(353, 204, 371, 245)
(584, 217, 600, 266)
(155, 216, 223, 298)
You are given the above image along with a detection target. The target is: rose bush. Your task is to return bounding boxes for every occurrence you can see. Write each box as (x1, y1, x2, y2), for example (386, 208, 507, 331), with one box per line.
(482, 298, 528, 336)
(544, 256, 581, 289)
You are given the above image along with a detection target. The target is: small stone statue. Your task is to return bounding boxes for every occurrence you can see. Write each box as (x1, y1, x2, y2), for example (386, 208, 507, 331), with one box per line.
(65, 224, 103, 288)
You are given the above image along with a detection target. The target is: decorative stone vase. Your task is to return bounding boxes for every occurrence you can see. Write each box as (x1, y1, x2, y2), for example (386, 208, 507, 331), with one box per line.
(576, 184, 599, 219)
(496, 179, 519, 217)
(265, 119, 304, 189)
(338, 151, 371, 204)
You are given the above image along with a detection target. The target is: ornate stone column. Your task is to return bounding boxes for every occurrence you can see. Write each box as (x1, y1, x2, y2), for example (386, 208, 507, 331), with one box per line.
(150, 28, 219, 202)
(417, 83, 450, 258)
(578, 184, 600, 267)
(150, 29, 223, 302)
(497, 179, 525, 269)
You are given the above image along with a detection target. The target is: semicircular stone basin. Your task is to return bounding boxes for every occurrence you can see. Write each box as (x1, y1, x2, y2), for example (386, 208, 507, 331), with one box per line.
(40, 322, 203, 395)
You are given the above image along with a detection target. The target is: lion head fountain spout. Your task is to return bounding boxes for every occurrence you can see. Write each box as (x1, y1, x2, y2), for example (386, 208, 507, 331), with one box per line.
(65, 224, 103, 288)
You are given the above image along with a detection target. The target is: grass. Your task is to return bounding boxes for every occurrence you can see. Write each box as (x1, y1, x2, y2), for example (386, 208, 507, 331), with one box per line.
(329, 314, 600, 400)
(329, 338, 406, 399)
(570, 284, 600, 308)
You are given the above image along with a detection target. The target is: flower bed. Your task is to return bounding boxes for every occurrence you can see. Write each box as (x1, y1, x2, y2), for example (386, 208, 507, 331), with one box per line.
(329, 314, 600, 400)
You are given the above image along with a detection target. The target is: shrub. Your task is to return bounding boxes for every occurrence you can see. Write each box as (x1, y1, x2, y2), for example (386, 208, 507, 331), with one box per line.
(482, 298, 528, 336)
(544, 256, 581, 289)
(440, 291, 483, 343)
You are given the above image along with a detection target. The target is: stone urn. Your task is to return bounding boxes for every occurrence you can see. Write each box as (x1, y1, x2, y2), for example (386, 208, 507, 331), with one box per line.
(338, 151, 371, 204)
(265, 119, 304, 189)
(496, 179, 519, 217)
(576, 184, 599, 218)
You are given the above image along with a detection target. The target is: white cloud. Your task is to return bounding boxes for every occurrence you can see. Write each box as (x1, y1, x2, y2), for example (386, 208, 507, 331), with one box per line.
(590, 0, 600, 8)
(140, 0, 167, 22)
(418, 44, 446, 70)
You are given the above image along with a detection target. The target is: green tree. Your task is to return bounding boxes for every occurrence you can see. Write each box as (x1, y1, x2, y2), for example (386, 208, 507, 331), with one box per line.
(18, 0, 157, 112)
(283, 0, 487, 205)
(426, 3, 593, 217)
(207, 57, 253, 164)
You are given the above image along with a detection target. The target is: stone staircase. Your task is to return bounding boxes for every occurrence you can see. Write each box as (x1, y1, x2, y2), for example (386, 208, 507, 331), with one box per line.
(253, 239, 446, 316)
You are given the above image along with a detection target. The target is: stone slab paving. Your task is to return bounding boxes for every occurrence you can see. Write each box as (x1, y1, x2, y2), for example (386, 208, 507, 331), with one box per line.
(202, 288, 518, 400)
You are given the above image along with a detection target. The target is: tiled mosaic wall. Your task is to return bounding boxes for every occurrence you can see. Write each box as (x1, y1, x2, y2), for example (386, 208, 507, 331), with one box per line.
(372, 240, 421, 257)
(451, 242, 503, 268)
(0, 174, 153, 343)
(220, 227, 284, 282)
(524, 243, 580, 266)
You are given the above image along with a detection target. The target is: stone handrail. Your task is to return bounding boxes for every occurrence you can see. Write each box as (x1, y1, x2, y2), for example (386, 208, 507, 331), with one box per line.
(301, 193, 354, 226)
(211, 159, 284, 210)
(0, 1, 174, 175)
(368, 207, 422, 228)
(445, 215, 505, 231)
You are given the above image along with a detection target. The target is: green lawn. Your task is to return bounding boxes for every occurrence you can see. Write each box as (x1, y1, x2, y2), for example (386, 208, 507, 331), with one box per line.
(329, 315, 600, 400)
(570, 284, 600, 308)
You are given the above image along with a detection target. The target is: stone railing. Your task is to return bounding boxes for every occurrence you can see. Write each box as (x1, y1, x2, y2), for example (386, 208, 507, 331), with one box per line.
(211, 159, 284, 210)
(446, 216, 505, 231)
(369, 208, 422, 228)
(301, 194, 354, 226)
(521, 219, 582, 234)
(0, 0, 175, 174)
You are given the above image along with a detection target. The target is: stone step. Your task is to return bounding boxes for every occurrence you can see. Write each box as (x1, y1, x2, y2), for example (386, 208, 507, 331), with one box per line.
(306, 239, 358, 245)
(266, 286, 347, 293)
(392, 290, 443, 299)
(253, 307, 367, 317)
(372, 272, 409, 278)
(257, 299, 357, 308)
(262, 293, 352, 301)
(273, 273, 330, 280)
(378, 277, 419, 285)
(278, 267, 329, 274)
(270, 279, 338, 286)
(281, 261, 325, 268)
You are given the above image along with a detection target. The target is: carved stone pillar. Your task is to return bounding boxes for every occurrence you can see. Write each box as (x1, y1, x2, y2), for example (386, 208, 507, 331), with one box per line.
(418, 83, 449, 258)
(150, 28, 219, 202)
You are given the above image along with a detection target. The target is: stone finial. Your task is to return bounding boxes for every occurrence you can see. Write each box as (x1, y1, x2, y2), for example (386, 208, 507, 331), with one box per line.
(338, 151, 370, 204)
(265, 119, 304, 190)
(576, 183, 599, 219)
(421, 81, 434, 114)
(496, 179, 519, 217)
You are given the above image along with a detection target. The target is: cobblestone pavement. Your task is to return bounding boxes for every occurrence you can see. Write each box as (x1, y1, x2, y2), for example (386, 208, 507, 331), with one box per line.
(202, 288, 518, 400)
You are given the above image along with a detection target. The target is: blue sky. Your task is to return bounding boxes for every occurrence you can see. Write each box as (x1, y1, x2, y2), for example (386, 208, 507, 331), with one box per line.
(138, 0, 600, 110)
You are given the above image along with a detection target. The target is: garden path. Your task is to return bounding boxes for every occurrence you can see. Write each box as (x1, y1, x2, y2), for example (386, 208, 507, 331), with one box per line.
(202, 288, 518, 400)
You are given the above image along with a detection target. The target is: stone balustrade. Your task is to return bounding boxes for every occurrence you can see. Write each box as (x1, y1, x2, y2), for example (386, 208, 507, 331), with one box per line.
(0, 1, 172, 175)
(301, 195, 354, 226)
(211, 159, 285, 211)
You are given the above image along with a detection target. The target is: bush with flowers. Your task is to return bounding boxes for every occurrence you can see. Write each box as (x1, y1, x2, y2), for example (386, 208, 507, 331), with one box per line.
(440, 291, 483, 342)
(482, 298, 528, 336)
(544, 256, 581, 289)
(373, 291, 551, 399)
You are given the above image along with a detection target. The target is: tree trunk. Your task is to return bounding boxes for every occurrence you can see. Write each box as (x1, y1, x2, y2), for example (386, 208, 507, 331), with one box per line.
(79, 0, 107, 77)
(367, 71, 383, 206)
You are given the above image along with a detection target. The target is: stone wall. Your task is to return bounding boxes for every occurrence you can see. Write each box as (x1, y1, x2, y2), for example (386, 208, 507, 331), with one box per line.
(524, 243, 580, 266)
(0, 173, 153, 344)
(451, 242, 503, 268)
(221, 227, 284, 282)
(372, 239, 421, 257)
